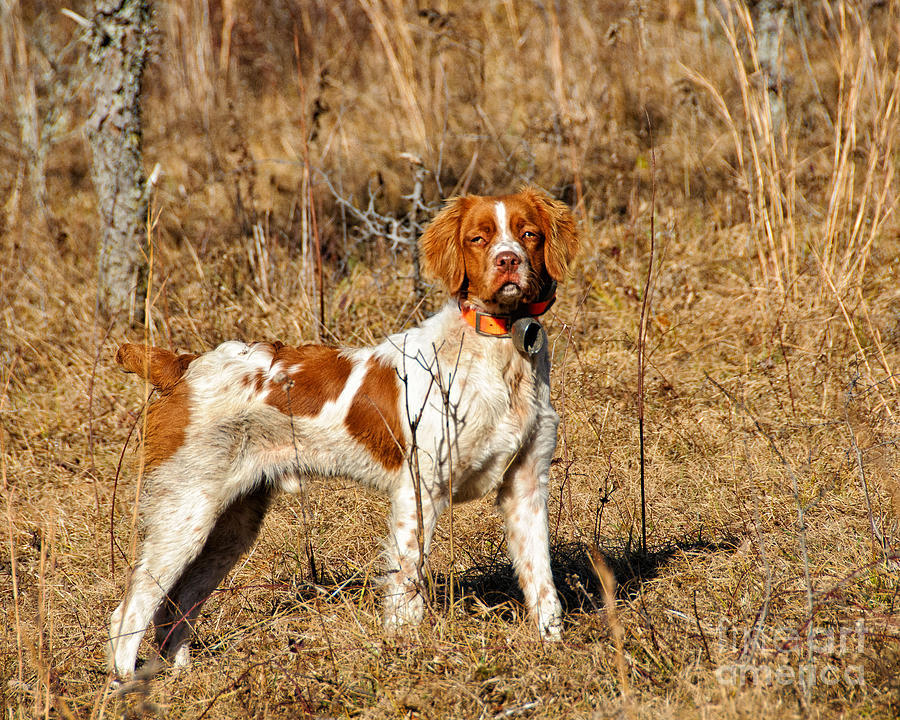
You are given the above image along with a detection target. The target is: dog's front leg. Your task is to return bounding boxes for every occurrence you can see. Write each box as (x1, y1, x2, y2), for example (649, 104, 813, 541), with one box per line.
(382, 480, 445, 632)
(497, 427, 563, 640)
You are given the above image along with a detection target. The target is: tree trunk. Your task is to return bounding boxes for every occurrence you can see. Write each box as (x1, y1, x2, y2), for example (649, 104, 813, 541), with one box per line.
(754, 0, 788, 136)
(86, 0, 152, 323)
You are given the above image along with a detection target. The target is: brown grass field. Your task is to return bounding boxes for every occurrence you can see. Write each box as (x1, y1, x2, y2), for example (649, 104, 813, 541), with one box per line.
(3, 1, 900, 717)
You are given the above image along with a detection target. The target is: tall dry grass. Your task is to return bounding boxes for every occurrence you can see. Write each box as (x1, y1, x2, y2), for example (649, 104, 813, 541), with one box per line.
(682, 0, 899, 417)
(688, 2, 899, 299)
(2, 1, 900, 718)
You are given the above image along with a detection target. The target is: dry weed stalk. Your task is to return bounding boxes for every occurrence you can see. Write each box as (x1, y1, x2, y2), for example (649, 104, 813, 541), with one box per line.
(163, 0, 218, 126)
(693, 1, 899, 308)
(589, 549, 632, 714)
(34, 510, 55, 717)
(739, 497, 774, 667)
(293, 31, 325, 335)
(715, 1, 795, 298)
(845, 373, 891, 561)
(706, 374, 817, 664)
(397, 336, 447, 617)
(357, 0, 428, 156)
(248, 218, 271, 298)
(2, 357, 25, 696)
(218, 0, 235, 79)
(635, 116, 660, 556)
(6, 1, 47, 221)
(108, 209, 158, 652)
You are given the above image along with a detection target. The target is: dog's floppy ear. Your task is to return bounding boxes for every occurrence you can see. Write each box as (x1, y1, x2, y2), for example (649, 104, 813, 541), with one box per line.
(418, 196, 470, 294)
(520, 186, 579, 281)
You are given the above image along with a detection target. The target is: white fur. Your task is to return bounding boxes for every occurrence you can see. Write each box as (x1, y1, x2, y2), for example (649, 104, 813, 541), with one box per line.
(109, 298, 563, 677)
(492, 200, 527, 261)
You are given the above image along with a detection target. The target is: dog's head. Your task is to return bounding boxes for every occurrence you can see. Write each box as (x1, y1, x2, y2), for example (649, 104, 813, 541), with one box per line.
(418, 187, 579, 313)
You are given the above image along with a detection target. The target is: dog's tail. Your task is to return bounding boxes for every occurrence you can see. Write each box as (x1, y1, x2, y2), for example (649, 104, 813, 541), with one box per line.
(116, 343, 197, 392)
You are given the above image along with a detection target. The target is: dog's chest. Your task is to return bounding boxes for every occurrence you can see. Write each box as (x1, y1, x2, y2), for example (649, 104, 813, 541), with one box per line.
(464, 350, 538, 435)
(435, 344, 544, 496)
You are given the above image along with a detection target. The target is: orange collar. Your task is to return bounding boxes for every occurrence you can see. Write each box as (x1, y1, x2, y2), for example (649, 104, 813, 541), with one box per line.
(459, 284, 556, 338)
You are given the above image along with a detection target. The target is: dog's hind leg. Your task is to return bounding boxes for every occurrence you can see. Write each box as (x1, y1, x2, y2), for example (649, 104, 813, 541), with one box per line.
(108, 468, 258, 678)
(151, 485, 272, 669)
(108, 497, 216, 676)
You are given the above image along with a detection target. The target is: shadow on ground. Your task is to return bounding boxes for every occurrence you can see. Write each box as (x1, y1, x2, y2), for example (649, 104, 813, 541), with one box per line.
(454, 534, 741, 615)
(282, 532, 741, 620)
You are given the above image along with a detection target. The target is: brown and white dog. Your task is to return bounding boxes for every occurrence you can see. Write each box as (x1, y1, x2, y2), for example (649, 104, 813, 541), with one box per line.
(108, 187, 578, 677)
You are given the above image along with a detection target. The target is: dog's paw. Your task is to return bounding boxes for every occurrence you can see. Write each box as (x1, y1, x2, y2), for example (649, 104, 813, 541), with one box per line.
(539, 615, 563, 641)
(382, 583, 425, 633)
(537, 600, 563, 641)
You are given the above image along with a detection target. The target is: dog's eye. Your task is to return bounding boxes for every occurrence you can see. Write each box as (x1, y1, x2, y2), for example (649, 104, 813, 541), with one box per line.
(522, 231, 538, 240)
(469, 236, 485, 245)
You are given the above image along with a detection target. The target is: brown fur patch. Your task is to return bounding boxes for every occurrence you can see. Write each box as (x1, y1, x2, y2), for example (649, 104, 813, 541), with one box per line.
(516, 187, 579, 281)
(142, 381, 191, 471)
(240, 370, 266, 394)
(345, 357, 406, 470)
(418, 196, 470, 293)
(262, 344, 353, 416)
(117, 343, 197, 392)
